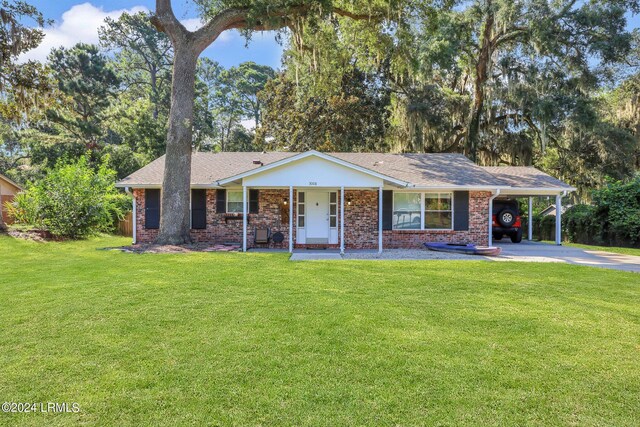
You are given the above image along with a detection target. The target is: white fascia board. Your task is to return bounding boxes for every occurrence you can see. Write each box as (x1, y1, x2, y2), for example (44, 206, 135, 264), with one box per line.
(498, 187, 576, 195)
(115, 183, 222, 189)
(401, 185, 512, 191)
(217, 150, 410, 187)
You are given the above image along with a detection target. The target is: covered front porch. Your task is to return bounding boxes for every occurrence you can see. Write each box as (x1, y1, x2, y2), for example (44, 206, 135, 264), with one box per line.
(238, 186, 385, 254)
(216, 151, 409, 254)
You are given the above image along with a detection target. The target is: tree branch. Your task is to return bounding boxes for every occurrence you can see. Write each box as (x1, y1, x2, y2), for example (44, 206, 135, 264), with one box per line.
(151, 0, 187, 45)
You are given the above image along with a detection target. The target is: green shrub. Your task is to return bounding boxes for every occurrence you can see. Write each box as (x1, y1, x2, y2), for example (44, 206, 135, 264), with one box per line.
(8, 155, 130, 239)
(564, 204, 601, 244)
(563, 175, 640, 247)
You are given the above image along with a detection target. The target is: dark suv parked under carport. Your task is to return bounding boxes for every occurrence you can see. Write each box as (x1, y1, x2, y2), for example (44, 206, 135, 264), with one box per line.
(492, 198, 523, 243)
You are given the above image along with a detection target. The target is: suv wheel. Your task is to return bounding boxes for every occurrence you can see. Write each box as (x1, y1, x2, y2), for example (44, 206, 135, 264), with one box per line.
(510, 228, 523, 243)
(498, 208, 517, 227)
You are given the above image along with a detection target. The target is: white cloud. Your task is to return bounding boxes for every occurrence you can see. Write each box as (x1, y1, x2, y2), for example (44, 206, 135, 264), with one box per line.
(241, 119, 256, 130)
(19, 3, 236, 63)
(19, 2, 148, 62)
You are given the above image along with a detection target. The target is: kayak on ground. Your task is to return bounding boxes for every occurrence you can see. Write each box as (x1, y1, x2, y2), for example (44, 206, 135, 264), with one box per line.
(424, 242, 502, 256)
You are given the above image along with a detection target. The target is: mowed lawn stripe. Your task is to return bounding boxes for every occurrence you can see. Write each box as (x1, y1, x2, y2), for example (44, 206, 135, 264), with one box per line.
(0, 235, 638, 426)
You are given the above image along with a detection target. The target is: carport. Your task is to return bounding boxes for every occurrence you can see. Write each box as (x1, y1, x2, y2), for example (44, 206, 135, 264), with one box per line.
(482, 167, 576, 247)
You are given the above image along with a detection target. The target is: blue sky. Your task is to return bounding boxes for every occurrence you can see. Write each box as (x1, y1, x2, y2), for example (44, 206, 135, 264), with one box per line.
(27, 1, 286, 69)
(27, 1, 640, 69)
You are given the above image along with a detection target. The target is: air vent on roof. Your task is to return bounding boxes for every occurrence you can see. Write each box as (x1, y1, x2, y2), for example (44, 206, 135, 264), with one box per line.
(373, 161, 384, 166)
(253, 160, 263, 166)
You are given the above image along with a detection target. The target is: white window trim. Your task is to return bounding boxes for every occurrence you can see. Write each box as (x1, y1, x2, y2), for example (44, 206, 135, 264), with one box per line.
(392, 191, 455, 231)
(227, 190, 243, 213)
(424, 192, 454, 231)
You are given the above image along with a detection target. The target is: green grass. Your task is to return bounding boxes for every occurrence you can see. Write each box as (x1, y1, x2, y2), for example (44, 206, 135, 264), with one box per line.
(543, 240, 640, 256)
(1, 236, 639, 426)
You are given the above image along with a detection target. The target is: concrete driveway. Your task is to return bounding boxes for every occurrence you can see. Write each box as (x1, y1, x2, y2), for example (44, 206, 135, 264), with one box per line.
(494, 241, 640, 273)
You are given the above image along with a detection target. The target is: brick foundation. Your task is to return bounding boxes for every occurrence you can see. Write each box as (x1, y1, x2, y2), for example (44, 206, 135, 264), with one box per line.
(134, 189, 490, 248)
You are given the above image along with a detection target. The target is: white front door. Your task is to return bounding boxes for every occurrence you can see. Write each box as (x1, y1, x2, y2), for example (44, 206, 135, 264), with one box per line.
(305, 191, 330, 243)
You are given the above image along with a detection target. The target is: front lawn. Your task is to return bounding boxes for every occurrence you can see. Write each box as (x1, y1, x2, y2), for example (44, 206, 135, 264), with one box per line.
(1, 236, 639, 426)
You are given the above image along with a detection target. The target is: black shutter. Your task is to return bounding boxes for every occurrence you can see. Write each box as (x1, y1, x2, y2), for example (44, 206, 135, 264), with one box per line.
(191, 189, 207, 229)
(145, 189, 160, 229)
(382, 190, 393, 230)
(216, 189, 226, 214)
(249, 189, 259, 214)
(453, 191, 469, 231)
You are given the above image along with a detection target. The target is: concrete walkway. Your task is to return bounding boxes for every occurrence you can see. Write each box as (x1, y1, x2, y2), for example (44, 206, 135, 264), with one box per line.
(290, 252, 343, 261)
(494, 241, 640, 273)
(289, 241, 640, 273)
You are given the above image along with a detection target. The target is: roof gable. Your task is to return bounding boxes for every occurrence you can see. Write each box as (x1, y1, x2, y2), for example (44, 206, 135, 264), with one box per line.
(218, 151, 409, 187)
(0, 173, 23, 192)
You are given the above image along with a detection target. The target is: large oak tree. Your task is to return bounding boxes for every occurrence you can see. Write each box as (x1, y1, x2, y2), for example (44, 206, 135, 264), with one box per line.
(150, 0, 404, 244)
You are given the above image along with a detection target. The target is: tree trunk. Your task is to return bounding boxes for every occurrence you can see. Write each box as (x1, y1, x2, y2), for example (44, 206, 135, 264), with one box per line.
(155, 47, 198, 244)
(466, 8, 494, 163)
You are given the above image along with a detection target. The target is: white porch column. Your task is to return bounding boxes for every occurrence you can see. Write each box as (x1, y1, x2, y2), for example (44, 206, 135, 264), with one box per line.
(131, 189, 137, 245)
(528, 196, 533, 241)
(340, 186, 345, 255)
(242, 185, 247, 252)
(488, 189, 500, 247)
(378, 186, 383, 253)
(289, 186, 293, 253)
(555, 193, 562, 245)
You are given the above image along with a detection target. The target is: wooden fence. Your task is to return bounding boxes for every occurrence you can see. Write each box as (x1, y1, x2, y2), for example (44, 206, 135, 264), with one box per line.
(117, 211, 133, 237)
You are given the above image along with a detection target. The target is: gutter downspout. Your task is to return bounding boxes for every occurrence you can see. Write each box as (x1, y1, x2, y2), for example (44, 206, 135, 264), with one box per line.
(488, 189, 500, 247)
(125, 187, 136, 245)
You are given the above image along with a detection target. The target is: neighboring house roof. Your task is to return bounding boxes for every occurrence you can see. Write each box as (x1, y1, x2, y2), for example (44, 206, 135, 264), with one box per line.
(0, 173, 23, 192)
(117, 151, 572, 192)
(481, 166, 574, 190)
(539, 204, 571, 217)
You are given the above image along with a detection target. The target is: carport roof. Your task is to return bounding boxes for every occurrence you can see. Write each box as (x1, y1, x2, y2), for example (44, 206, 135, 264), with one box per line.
(482, 166, 575, 191)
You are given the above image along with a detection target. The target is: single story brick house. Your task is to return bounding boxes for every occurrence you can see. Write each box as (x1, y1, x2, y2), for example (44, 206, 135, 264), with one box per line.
(0, 173, 23, 227)
(116, 150, 574, 252)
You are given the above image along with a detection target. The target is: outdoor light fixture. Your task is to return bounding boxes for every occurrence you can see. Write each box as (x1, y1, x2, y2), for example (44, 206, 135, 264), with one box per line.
(283, 198, 288, 205)
(347, 198, 352, 206)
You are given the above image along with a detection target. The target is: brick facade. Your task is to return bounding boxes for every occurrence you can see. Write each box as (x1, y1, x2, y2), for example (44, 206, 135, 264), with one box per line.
(134, 189, 490, 248)
(383, 191, 490, 248)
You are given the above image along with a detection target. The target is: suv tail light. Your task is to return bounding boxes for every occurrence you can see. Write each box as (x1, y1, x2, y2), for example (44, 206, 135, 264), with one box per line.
(492, 214, 498, 226)
(514, 216, 522, 228)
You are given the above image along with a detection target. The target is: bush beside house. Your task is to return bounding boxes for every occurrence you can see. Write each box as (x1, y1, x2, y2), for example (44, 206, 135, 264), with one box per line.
(528, 176, 640, 248)
(7, 156, 130, 239)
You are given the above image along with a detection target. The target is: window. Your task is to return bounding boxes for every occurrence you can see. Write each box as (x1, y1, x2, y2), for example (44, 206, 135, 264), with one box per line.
(329, 192, 337, 228)
(297, 192, 305, 227)
(425, 193, 453, 229)
(227, 191, 243, 213)
(393, 193, 421, 230)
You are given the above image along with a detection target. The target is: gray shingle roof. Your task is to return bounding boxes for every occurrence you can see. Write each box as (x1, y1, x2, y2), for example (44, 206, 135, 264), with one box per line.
(116, 151, 572, 190)
(482, 166, 574, 189)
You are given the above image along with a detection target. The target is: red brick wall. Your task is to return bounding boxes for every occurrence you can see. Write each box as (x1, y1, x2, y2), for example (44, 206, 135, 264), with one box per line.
(383, 191, 490, 248)
(135, 188, 294, 248)
(344, 190, 379, 249)
(1, 195, 15, 225)
(134, 189, 490, 248)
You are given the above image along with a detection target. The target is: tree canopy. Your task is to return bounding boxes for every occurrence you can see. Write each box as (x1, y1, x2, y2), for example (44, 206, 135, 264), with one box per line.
(0, 0, 639, 241)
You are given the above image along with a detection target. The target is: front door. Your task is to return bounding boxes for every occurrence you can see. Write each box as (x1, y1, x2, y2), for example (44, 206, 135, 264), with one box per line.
(305, 191, 330, 243)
